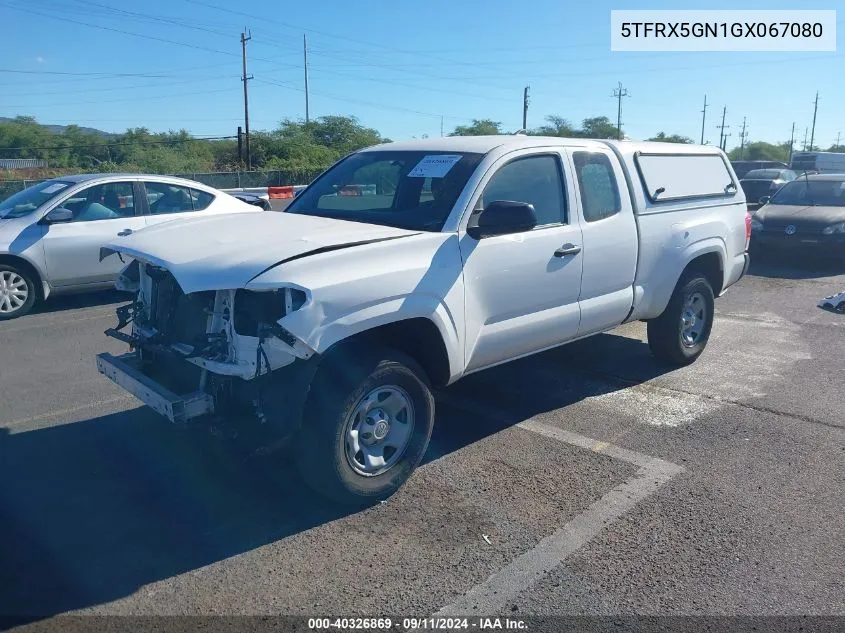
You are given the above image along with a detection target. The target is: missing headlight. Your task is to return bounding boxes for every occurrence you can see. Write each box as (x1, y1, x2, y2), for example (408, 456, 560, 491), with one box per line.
(233, 288, 306, 337)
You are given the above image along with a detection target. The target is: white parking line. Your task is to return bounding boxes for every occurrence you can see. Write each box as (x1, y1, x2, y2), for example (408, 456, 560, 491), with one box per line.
(433, 396, 684, 616)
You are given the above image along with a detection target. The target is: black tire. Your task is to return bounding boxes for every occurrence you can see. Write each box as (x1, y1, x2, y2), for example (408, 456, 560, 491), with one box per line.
(647, 274, 715, 366)
(0, 263, 37, 321)
(293, 344, 435, 506)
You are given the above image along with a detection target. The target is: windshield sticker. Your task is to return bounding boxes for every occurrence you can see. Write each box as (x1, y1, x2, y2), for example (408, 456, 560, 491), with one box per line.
(41, 183, 68, 194)
(408, 154, 463, 178)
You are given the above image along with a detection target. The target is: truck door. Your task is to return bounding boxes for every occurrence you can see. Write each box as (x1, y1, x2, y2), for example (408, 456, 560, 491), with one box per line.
(566, 148, 638, 336)
(460, 150, 584, 373)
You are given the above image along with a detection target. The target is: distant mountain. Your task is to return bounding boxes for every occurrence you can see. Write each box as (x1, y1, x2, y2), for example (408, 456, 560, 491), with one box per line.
(0, 117, 112, 137)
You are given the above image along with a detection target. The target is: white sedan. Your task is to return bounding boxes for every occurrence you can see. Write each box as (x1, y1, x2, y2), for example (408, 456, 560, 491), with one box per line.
(0, 173, 260, 319)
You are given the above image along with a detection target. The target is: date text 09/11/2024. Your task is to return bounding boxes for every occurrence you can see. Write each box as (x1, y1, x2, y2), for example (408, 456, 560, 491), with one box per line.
(307, 617, 528, 630)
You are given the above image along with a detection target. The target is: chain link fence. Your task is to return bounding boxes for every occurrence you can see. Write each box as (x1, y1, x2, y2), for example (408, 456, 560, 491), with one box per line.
(0, 169, 323, 201)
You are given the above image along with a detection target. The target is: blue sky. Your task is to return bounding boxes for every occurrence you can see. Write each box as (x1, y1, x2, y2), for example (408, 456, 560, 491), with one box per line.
(1, 0, 841, 149)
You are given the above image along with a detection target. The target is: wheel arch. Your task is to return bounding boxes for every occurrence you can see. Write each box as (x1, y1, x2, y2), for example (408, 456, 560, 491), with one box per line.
(0, 253, 48, 300)
(315, 313, 457, 389)
(634, 239, 726, 320)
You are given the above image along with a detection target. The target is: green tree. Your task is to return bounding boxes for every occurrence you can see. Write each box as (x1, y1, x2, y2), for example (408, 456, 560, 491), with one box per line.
(531, 115, 577, 137)
(579, 116, 621, 139)
(450, 119, 503, 136)
(727, 141, 790, 162)
(647, 132, 694, 144)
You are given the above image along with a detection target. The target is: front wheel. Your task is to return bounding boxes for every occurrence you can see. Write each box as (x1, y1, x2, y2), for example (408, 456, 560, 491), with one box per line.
(293, 345, 435, 505)
(647, 275, 715, 366)
(0, 264, 37, 320)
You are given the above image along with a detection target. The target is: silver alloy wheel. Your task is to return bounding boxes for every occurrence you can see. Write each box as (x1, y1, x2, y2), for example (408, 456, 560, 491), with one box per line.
(344, 385, 415, 477)
(680, 291, 706, 347)
(0, 270, 29, 315)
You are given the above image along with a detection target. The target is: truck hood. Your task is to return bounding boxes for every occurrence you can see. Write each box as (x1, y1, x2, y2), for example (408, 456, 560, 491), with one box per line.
(103, 212, 420, 294)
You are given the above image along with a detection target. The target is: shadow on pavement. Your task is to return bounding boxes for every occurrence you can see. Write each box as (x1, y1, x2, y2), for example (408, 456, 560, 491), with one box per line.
(0, 331, 669, 621)
(31, 289, 130, 316)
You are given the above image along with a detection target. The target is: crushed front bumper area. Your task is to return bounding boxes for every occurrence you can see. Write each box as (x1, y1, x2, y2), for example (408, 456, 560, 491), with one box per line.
(96, 352, 214, 424)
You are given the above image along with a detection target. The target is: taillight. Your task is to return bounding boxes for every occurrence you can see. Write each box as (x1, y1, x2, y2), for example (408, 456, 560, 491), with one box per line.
(744, 211, 752, 250)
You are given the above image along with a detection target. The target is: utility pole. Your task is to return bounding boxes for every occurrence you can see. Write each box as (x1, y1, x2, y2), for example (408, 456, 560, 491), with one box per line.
(809, 91, 819, 151)
(612, 81, 628, 140)
(739, 117, 748, 159)
(440, 116, 444, 137)
(836, 131, 842, 149)
(240, 30, 253, 168)
(700, 94, 708, 145)
(716, 105, 729, 149)
(788, 122, 795, 164)
(522, 86, 530, 130)
(237, 125, 243, 162)
(722, 132, 732, 151)
(802, 127, 808, 151)
(303, 34, 310, 124)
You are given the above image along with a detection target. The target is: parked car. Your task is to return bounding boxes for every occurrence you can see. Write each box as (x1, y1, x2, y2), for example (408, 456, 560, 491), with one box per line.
(231, 192, 272, 211)
(0, 174, 259, 319)
(731, 160, 790, 179)
(750, 173, 845, 258)
(96, 137, 749, 505)
(740, 168, 797, 212)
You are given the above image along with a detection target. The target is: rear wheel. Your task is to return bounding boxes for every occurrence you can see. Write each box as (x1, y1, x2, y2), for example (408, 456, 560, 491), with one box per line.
(647, 275, 715, 366)
(0, 264, 37, 320)
(293, 344, 435, 505)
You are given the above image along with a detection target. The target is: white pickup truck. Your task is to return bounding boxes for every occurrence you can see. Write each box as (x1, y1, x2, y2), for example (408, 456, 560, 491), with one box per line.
(97, 135, 750, 504)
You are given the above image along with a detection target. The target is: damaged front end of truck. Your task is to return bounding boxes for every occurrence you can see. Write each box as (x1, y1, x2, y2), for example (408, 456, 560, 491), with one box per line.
(97, 254, 320, 443)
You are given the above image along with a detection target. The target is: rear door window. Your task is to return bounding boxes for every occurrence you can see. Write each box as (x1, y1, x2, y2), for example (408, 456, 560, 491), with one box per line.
(572, 152, 621, 222)
(145, 182, 196, 214)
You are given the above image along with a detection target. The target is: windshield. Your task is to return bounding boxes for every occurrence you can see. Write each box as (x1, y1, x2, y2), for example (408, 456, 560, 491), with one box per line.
(285, 150, 484, 231)
(770, 179, 845, 207)
(0, 180, 74, 219)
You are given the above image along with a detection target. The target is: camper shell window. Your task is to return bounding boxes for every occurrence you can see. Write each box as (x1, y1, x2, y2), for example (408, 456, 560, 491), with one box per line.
(635, 152, 737, 203)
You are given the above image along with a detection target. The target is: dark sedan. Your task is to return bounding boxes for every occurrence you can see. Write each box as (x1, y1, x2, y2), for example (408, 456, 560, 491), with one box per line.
(750, 174, 845, 258)
(740, 168, 797, 212)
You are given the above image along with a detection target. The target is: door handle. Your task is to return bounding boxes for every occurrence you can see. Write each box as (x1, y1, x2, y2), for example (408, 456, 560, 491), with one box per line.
(117, 228, 133, 237)
(554, 243, 581, 257)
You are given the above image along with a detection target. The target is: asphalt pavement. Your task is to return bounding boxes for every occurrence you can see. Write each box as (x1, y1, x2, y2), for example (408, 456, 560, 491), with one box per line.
(1, 255, 844, 625)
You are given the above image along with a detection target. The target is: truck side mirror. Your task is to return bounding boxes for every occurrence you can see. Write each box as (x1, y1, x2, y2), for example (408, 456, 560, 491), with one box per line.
(466, 200, 537, 240)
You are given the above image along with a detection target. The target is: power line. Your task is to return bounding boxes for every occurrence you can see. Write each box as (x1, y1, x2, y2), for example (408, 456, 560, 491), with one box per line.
(0, 2, 298, 68)
(6, 87, 236, 109)
(1, 3, 244, 58)
(180, 0, 524, 91)
(302, 66, 516, 104)
(253, 77, 473, 122)
(6, 75, 237, 98)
